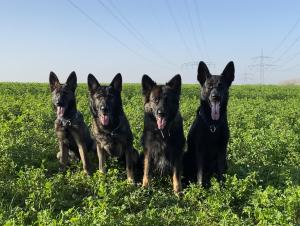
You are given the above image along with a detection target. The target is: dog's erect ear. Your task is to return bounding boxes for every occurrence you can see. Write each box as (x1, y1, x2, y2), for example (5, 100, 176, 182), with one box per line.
(142, 74, 156, 96)
(110, 73, 122, 92)
(87, 74, 100, 94)
(197, 61, 211, 86)
(49, 71, 60, 92)
(66, 71, 77, 91)
(166, 74, 181, 95)
(221, 61, 235, 86)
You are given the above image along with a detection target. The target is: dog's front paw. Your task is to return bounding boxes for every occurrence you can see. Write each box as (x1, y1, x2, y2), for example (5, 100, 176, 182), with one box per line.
(56, 151, 62, 160)
(142, 177, 149, 187)
(173, 185, 182, 194)
(84, 169, 92, 176)
(127, 177, 135, 185)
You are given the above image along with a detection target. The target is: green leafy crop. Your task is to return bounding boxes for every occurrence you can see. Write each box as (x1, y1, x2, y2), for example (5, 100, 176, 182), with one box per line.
(0, 83, 299, 225)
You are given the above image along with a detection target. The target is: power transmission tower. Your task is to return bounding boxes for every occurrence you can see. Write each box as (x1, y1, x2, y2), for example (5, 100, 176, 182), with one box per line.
(240, 72, 253, 84)
(249, 49, 275, 84)
(181, 61, 215, 70)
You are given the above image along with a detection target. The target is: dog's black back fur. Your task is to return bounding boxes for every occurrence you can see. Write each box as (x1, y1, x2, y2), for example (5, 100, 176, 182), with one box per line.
(183, 61, 235, 187)
(141, 74, 185, 193)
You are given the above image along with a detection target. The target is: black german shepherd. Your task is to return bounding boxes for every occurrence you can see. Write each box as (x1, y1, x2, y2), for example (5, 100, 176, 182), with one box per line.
(183, 61, 235, 187)
(49, 71, 94, 175)
(87, 73, 139, 183)
(141, 74, 185, 193)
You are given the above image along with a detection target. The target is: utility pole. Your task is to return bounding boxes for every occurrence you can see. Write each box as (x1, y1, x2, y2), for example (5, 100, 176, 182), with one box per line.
(249, 49, 275, 84)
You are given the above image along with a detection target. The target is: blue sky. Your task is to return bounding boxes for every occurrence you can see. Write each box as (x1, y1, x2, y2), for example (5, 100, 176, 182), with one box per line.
(1, 0, 300, 84)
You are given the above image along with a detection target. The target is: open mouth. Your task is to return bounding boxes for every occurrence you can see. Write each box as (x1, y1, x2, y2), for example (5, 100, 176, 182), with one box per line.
(156, 116, 167, 130)
(210, 101, 220, 121)
(100, 114, 110, 126)
(56, 106, 65, 118)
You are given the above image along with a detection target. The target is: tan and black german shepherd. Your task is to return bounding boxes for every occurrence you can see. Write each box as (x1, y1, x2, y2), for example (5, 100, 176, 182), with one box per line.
(141, 74, 185, 193)
(87, 73, 139, 183)
(49, 71, 94, 175)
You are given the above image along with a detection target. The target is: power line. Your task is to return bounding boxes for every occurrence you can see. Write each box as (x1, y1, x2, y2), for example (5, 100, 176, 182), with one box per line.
(270, 17, 300, 56)
(165, 0, 195, 60)
(272, 35, 300, 64)
(193, 0, 210, 61)
(184, 0, 204, 58)
(96, 0, 177, 68)
(66, 0, 166, 68)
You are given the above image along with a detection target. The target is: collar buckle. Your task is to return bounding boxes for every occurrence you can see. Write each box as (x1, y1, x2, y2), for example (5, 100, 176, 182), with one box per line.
(210, 125, 216, 133)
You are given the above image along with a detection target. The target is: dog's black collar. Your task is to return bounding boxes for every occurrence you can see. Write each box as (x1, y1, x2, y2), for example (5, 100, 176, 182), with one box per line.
(107, 120, 122, 137)
(56, 112, 81, 127)
(198, 110, 222, 133)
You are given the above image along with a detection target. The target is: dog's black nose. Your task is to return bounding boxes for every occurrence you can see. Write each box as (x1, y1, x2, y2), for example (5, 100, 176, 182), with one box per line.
(56, 101, 63, 106)
(157, 109, 166, 117)
(100, 105, 108, 113)
(211, 93, 220, 101)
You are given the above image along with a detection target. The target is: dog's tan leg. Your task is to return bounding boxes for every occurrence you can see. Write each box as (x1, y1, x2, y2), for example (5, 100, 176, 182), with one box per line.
(71, 130, 91, 175)
(58, 140, 68, 170)
(96, 144, 106, 174)
(172, 165, 182, 194)
(142, 151, 150, 187)
(125, 148, 135, 184)
(56, 130, 69, 170)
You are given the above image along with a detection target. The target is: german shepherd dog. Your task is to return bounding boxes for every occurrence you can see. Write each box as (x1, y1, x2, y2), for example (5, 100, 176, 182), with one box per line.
(183, 61, 235, 187)
(87, 73, 139, 183)
(141, 74, 185, 193)
(49, 71, 94, 175)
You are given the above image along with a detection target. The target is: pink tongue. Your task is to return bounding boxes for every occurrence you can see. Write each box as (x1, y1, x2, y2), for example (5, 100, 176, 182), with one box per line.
(57, 106, 65, 118)
(100, 115, 109, 126)
(157, 117, 166, 130)
(211, 102, 220, 121)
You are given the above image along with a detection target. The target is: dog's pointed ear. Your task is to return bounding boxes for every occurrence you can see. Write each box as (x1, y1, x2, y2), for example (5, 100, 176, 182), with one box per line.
(142, 74, 156, 96)
(197, 61, 211, 86)
(87, 74, 100, 94)
(221, 61, 235, 86)
(49, 71, 60, 92)
(110, 73, 122, 92)
(166, 74, 181, 95)
(66, 71, 77, 91)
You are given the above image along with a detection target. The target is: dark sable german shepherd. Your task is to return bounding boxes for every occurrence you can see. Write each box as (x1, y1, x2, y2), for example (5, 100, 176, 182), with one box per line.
(49, 71, 94, 175)
(183, 61, 235, 187)
(141, 74, 185, 193)
(87, 73, 139, 183)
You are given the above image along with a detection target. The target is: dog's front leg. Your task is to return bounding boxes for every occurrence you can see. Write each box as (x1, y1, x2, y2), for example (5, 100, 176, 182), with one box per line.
(125, 148, 135, 184)
(196, 146, 204, 186)
(71, 130, 91, 175)
(142, 150, 150, 187)
(96, 144, 106, 174)
(172, 161, 182, 193)
(56, 130, 69, 171)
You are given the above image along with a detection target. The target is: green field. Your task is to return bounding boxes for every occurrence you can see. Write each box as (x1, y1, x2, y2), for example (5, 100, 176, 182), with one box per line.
(0, 83, 300, 225)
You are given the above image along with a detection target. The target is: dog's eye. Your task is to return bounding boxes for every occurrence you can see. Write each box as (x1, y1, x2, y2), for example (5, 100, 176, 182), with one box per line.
(153, 97, 159, 104)
(207, 84, 213, 89)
